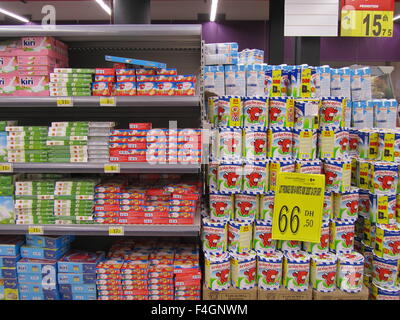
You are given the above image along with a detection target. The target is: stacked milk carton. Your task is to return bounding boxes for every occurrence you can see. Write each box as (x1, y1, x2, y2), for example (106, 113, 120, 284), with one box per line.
(239, 49, 264, 65)
(49, 68, 94, 97)
(58, 250, 105, 300)
(0, 236, 24, 300)
(53, 179, 97, 225)
(14, 179, 56, 224)
(0, 175, 15, 224)
(0, 36, 69, 96)
(6, 126, 49, 163)
(18, 235, 73, 300)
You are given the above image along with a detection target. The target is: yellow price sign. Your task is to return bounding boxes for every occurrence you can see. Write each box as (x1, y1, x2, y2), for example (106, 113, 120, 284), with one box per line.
(109, 226, 124, 236)
(104, 163, 120, 173)
(56, 97, 73, 107)
(272, 172, 325, 243)
(341, 10, 393, 37)
(28, 225, 44, 235)
(0, 163, 12, 173)
(99, 97, 116, 107)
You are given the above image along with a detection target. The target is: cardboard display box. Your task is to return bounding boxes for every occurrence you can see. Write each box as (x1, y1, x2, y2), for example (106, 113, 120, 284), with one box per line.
(312, 285, 369, 300)
(203, 285, 258, 300)
(258, 287, 312, 300)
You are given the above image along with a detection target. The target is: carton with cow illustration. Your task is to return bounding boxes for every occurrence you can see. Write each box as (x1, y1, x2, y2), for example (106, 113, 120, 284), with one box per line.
(228, 220, 253, 253)
(283, 251, 310, 292)
(323, 159, 352, 193)
(360, 240, 373, 276)
(369, 162, 398, 195)
(269, 158, 295, 192)
(202, 218, 227, 254)
(370, 282, 400, 300)
(258, 192, 274, 221)
(209, 193, 234, 222)
(319, 97, 346, 128)
(243, 96, 268, 128)
(204, 252, 231, 291)
(374, 224, 400, 260)
(242, 161, 268, 194)
(303, 220, 330, 254)
(295, 160, 322, 175)
(215, 96, 242, 127)
(208, 162, 218, 192)
(218, 162, 243, 194)
(230, 251, 257, 289)
(257, 250, 283, 290)
(234, 193, 259, 221)
(243, 129, 267, 160)
(333, 187, 359, 221)
(218, 128, 242, 160)
(253, 220, 276, 252)
(267, 127, 293, 158)
(371, 253, 399, 288)
(318, 127, 349, 159)
(310, 253, 337, 292)
(329, 218, 355, 254)
(269, 97, 294, 128)
(336, 252, 364, 293)
(292, 129, 317, 160)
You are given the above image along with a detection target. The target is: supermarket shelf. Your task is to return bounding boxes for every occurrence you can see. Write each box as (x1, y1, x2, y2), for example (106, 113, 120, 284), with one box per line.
(0, 24, 202, 44)
(7, 163, 201, 173)
(0, 221, 200, 237)
(0, 96, 200, 108)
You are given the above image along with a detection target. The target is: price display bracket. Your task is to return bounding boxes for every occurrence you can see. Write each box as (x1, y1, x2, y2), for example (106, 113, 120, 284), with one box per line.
(341, 0, 394, 37)
(271, 172, 325, 243)
(109, 226, 124, 236)
(28, 225, 44, 235)
(56, 97, 73, 107)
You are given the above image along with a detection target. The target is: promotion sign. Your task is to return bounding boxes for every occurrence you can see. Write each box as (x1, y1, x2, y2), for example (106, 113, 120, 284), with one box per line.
(271, 172, 325, 243)
(341, 0, 394, 37)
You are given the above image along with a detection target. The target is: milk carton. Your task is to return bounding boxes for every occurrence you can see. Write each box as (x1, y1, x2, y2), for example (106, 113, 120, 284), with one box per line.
(204, 66, 225, 96)
(339, 67, 351, 99)
(373, 100, 388, 128)
(225, 64, 246, 96)
(246, 64, 267, 96)
(351, 68, 362, 102)
(360, 67, 372, 101)
(316, 66, 331, 97)
(331, 68, 341, 97)
(0, 75, 18, 95)
(387, 99, 398, 128)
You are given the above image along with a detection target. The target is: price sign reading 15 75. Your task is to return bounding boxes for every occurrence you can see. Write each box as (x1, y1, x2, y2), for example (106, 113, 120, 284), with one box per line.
(272, 173, 325, 243)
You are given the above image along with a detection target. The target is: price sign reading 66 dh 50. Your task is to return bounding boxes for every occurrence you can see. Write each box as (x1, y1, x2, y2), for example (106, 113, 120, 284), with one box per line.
(271, 172, 325, 243)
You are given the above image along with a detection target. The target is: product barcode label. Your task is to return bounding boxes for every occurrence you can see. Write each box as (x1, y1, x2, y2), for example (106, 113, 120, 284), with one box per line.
(28, 225, 44, 235)
(0, 163, 13, 172)
(56, 98, 73, 107)
(99, 97, 116, 107)
(104, 164, 120, 173)
(109, 226, 124, 236)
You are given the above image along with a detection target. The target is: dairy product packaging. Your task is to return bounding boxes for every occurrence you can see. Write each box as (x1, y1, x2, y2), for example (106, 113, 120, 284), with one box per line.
(202, 218, 227, 254)
(204, 66, 225, 96)
(242, 96, 268, 128)
(245, 64, 267, 96)
(329, 218, 355, 254)
(214, 96, 243, 128)
(204, 252, 230, 291)
(239, 49, 264, 65)
(228, 219, 253, 253)
(225, 64, 246, 96)
(333, 187, 359, 221)
(204, 42, 239, 66)
(283, 251, 310, 292)
(294, 99, 320, 130)
(323, 158, 352, 193)
(209, 193, 233, 222)
(310, 253, 337, 292)
(230, 251, 257, 289)
(269, 97, 295, 128)
(303, 220, 330, 254)
(336, 251, 364, 293)
(267, 127, 293, 158)
(253, 220, 276, 252)
(256, 250, 283, 290)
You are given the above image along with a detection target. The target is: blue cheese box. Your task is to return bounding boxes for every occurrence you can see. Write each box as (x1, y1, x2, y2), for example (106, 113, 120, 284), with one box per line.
(57, 272, 96, 284)
(61, 292, 96, 300)
(59, 283, 97, 294)
(20, 245, 69, 260)
(19, 283, 59, 300)
(0, 255, 21, 268)
(17, 258, 58, 274)
(0, 236, 24, 256)
(57, 250, 105, 274)
(20, 291, 60, 300)
(26, 235, 74, 250)
(1, 267, 17, 279)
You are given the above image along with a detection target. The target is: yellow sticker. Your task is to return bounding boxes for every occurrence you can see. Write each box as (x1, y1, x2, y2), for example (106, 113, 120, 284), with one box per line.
(272, 172, 325, 243)
(104, 163, 120, 173)
(383, 133, 395, 162)
(300, 68, 311, 98)
(377, 196, 389, 224)
(109, 226, 124, 236)
(99, 97, 116, 107)
(341, 10, 394, 37)
(228, 97, 242, 127)
(271, 69, 282, 97)
(28, 225, 44, 235)
(56, 97, 73, 107)
(0, 163, 12, 173)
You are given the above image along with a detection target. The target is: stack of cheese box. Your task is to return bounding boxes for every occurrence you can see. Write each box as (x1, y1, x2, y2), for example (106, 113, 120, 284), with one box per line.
(173, 245, 201, 300)
(0, 121, 18, 162)
(96, 258, 124, 300)
(47, 121, 115, 163)
(53, 179, 97, 225)
(114, 68, 136, 96)
(14, 179, 56, 224)
(49, 68, 95, 97)
(58, 250, 105, 300)
(17, 235, 74, 300)
(93, 179, 124, 224)
(92, 68, 116, 96)
(0, 236, 24, 300)
(0, 175, 15, 224)
(6, 126, 49, 163)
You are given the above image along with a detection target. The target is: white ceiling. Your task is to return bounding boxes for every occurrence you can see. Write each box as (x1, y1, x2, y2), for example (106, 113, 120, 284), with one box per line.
(0, 0, 269, 22)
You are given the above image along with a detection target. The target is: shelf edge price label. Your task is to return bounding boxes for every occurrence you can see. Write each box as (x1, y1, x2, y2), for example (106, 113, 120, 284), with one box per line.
(56, 97, 73, 107)
(104, 163, 120, 173)
(0, 163, 13, 173)
(109, 226, 124, 236)
(28, 225, 44, 235)
(99, 97, 116, 107)
(271, 172, 325, 243)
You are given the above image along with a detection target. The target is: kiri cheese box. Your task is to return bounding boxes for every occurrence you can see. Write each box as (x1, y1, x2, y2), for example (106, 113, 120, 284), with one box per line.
(16, 75, 49, 96)
(0, 75, 18, 95)
(225, 64, 246, 96)
(57, 250, 105, 274)
(0, 56, 17, 74)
